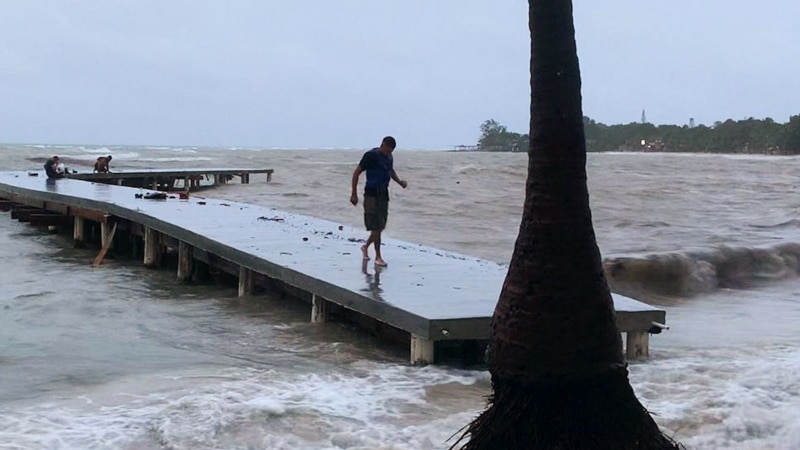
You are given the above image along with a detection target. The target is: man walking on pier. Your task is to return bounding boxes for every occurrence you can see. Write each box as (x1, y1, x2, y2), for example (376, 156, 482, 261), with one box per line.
(350, 136, 408, 266)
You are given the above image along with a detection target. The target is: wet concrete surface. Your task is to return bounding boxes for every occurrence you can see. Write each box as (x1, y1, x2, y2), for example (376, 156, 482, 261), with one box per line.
(0, 171, 665, 340)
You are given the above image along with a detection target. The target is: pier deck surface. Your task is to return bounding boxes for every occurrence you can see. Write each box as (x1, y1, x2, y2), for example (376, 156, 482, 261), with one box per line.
(0, 171, 665, 356)
(66, 167, 273, 180)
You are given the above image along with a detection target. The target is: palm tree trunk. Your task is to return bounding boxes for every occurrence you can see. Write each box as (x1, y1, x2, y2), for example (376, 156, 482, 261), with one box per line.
(453, 1, 681, 449)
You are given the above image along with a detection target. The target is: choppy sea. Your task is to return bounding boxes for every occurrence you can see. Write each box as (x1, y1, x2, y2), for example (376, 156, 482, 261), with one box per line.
(1, 144, 799, 449)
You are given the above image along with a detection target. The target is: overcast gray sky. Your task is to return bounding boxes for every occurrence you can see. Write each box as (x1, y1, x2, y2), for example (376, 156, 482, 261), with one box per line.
(1, 1, 798, 148)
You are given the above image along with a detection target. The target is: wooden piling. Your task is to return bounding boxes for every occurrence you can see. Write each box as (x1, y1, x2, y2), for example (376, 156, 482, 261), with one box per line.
(73, 216, 85, 244)
(626, 331, 650, 359)
(143, 227, 161, 267)
(411, 335, 435, 365)
(311, 294, 329, 323)
(238, 266, 254, 296)
(177, 241, 194, 282)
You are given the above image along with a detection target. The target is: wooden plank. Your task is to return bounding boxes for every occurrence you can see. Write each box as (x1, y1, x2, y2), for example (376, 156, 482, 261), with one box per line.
(100, 221, 115, 250)
(70, 206, 108, 223)
(43, 201, 70, 215)
(11, 208, 46, 222)
(28, 214, 70, 227)
(93, 222, 118, 267)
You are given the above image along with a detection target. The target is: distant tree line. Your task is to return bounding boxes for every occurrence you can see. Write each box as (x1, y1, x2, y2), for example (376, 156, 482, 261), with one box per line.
(476, 119, 529, 152)
(477, 115, 800, 154)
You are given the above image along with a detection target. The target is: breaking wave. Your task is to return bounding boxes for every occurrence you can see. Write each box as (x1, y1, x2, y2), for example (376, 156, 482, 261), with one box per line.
(604, 242, 800, 297)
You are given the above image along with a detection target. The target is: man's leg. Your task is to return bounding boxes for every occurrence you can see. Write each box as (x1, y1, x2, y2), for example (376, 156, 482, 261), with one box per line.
(373, 197, 389, 266)
(362, 196, 378, 260)
(362, 232, 375, 260)
(373, 231, 386, 266)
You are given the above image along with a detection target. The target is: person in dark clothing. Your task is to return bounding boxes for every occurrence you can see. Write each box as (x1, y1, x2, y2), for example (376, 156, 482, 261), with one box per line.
(44, 156, 64, 179)
(350, 136, 408, 266)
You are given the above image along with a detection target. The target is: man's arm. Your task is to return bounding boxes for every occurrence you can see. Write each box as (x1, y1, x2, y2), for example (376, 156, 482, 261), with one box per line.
(350, 165, 364, 205)
(391, 170, 408, 189)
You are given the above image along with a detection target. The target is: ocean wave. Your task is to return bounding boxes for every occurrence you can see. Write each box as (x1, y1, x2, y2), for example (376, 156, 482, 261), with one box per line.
(58, 152, 141, 161)
(604, 242, 800, 297)
(76, 146, 116, 154)
(749, 219, 800, 230)
(135, 156, 214, 162)
(0, 364, 485, 450)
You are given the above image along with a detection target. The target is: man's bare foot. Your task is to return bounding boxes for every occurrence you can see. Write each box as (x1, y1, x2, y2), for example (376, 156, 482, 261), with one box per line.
(374, 258, 387, 267)
(361, 245, 370, 260)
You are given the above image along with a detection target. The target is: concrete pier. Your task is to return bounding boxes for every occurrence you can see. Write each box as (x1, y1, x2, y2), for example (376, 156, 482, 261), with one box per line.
(0, 170, 667, 364)
(66, 168, 274, 192)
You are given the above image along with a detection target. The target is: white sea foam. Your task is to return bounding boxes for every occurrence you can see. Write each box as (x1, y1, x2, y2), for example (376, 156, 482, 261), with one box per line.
(632, 344, 800, 449)
(135, 156, 214, 162)
(0, 364, 485, 450)
(59, 151, 141, 161)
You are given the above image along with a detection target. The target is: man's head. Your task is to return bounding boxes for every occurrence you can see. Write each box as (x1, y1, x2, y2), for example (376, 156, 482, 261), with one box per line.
(52, 156, 59, 161)
(107, 155, 112, 161)
(379, 136, 396, 154)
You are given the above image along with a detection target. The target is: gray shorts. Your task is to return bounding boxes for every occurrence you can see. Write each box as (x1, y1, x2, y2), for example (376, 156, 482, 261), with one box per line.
(363, 195, 388, 231)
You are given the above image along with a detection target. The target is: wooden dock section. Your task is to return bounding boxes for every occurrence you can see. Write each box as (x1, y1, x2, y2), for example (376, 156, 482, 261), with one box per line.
(0, 170, 666, 364)
(65, 168, 274, 191)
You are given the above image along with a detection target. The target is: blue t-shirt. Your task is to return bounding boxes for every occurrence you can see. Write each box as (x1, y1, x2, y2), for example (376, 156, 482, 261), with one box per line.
(359, 148, 393, 199)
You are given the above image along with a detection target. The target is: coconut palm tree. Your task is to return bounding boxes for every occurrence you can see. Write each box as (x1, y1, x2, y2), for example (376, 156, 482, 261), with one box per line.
(452, 1, 681, 449)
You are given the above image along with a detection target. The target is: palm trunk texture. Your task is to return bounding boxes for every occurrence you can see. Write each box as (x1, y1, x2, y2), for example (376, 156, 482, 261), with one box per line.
(453, 2, 681, 449)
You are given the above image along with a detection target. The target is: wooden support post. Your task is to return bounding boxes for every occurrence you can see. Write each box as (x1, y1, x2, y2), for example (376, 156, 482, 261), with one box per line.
(143, 227, 161, 267)
(177, 241, 194, 282)
(73, 216, 85, 243)
(625, 331, 650, 360)
(311, 294, 329, 323)
(410, 335, 435, 365)
(238, 266, 254, 296)
(266, 171, 273, 182)
(129, 234, 141, 259)
(100, 221, 115, 251)
(192, 259, 210, 283)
